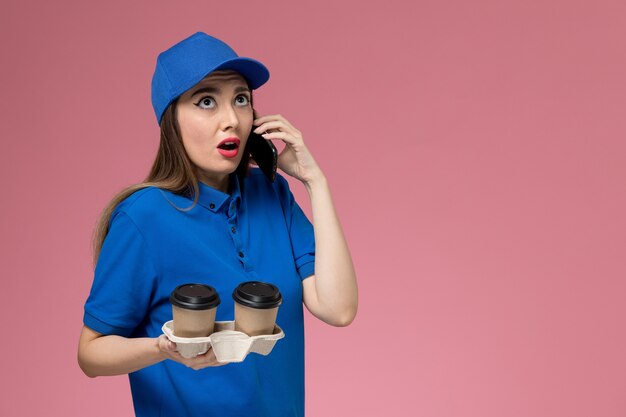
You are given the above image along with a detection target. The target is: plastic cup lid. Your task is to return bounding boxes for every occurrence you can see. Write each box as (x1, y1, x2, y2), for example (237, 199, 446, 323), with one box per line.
(170, 283, 220, 310)
(232, 281, 282, 309)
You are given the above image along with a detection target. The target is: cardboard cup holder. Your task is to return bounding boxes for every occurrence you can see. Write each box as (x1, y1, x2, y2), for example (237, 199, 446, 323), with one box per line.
(162, 320, 285, 362)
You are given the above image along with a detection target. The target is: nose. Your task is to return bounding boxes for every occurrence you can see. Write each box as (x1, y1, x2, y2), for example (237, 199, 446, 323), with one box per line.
(219, 104, 239, 131)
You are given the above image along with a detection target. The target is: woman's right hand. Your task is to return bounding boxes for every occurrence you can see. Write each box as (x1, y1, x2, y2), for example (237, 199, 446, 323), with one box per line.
(157, 335, 227, 370)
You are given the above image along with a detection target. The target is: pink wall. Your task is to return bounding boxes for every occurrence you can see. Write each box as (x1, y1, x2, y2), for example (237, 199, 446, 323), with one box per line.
(2, 1, 625, 416)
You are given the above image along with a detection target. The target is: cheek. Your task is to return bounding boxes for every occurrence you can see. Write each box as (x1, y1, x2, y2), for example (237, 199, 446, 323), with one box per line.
(240, 114, 254, 137)
(179, 116, 211, 150)
(242, 109, 254, 126)
(183, 124, 207, 146)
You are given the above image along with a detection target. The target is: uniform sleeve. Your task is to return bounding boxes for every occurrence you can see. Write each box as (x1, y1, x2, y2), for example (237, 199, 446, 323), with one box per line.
(276, 175, 316, 280)
(83, 211, 158, 337)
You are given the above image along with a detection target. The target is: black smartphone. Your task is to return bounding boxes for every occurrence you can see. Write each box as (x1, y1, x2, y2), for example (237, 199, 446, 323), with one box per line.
(247, 131, 278, 182)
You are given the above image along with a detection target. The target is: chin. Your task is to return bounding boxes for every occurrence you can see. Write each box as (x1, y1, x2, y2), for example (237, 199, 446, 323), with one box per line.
(197, 160, 241, 177)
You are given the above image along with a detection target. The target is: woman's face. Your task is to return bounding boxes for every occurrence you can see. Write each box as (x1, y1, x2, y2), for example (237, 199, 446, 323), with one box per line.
(176, 70, 253, 189)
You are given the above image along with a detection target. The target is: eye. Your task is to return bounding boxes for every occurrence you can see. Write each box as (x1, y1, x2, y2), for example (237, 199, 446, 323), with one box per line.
(195, 97, 215, 109)
(235, 94, 250, 106)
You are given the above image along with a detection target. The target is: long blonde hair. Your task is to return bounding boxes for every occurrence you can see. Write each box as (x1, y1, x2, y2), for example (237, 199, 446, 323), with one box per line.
(92, 96, 256, 267)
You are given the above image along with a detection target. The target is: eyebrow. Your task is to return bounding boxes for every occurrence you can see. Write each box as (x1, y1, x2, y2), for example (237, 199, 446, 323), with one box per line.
(191, 85, 250, 98)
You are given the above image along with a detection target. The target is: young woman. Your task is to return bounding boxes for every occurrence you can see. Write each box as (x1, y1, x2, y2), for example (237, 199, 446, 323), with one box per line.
(77, 32, 357, 417)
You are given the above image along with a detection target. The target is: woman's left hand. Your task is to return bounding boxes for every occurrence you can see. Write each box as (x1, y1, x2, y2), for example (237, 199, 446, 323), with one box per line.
(253, 114, 322, 184)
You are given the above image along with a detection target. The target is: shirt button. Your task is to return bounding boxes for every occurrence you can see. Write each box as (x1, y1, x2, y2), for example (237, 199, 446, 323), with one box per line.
(238, 251, 244, 258)
(209, 203, 215, 209)
(231, 227, 236, 234)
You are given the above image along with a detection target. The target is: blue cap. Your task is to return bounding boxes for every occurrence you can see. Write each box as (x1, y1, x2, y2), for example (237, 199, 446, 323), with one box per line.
(151, 32, 270, 125)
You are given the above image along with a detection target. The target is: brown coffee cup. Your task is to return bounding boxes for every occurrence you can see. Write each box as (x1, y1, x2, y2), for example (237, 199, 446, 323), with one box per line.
(170, 283, 220, 338)
(232, 281, 282, 336)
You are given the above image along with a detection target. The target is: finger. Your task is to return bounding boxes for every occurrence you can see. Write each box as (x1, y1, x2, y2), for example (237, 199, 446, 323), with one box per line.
(253, 120, 293, 135)
(158, 335, 178, 352)
(186, 353, 210, 370)
(261, 131, 299, 145)
(188, 347, 226, 369)
(254, 114, 297, 131)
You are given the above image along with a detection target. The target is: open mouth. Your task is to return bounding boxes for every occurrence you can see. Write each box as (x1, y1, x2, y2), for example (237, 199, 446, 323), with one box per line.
(218, 141, 239, 151)
(217, 137, 241, 158)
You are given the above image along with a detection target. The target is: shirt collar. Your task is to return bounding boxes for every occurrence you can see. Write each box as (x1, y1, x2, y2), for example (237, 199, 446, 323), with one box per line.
(196, 173, 241, 213)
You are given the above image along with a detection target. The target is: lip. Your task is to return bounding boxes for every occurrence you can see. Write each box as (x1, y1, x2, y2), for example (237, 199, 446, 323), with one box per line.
(217, 137, 241, 148)
(217, 137, 241, 159)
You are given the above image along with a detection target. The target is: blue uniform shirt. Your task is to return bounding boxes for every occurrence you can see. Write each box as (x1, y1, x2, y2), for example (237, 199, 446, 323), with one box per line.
(83, 169, 315, 417)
